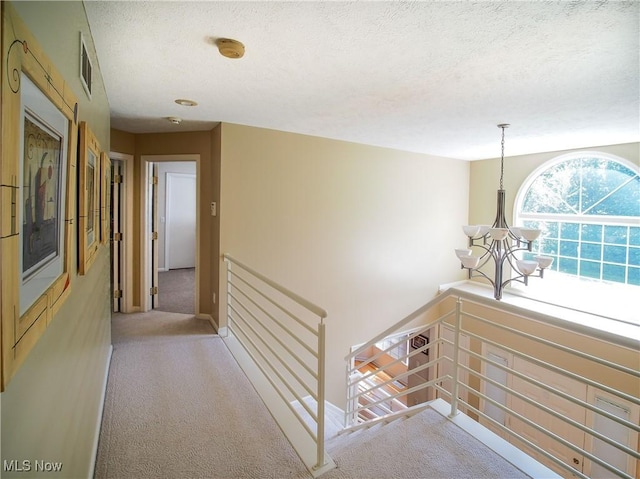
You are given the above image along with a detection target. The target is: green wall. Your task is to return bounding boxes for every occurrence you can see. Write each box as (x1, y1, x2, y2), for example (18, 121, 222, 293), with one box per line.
(1, 2, 112, 478)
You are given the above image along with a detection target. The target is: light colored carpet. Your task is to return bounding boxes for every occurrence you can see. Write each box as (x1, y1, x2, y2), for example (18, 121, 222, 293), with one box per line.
(95, 311, 311, 479)
(96, 311, 531, 479)
(324, 411, 531, 479)
(157, 268, 195, 315)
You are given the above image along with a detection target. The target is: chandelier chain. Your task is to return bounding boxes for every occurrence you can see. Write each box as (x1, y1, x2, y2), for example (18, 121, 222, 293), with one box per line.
(500, 125, 506, 190)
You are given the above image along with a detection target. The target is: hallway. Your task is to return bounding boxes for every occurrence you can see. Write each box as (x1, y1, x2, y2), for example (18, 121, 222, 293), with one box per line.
(94, 311, 532, 479)
(94, 311, 310, 478)
(156, 268, 195, 315)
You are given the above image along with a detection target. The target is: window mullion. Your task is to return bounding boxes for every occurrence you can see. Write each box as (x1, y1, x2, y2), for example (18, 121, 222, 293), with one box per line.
(582, 176, 638, 216)
(599, 226, 605, 282)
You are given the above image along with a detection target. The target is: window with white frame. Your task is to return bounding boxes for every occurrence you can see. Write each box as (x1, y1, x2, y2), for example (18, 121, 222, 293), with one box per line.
(515, 153, 639, 286)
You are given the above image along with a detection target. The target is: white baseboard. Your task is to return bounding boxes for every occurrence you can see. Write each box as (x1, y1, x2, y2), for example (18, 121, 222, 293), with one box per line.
(88, 344, 113, 479)
(158, 268, 168, 272)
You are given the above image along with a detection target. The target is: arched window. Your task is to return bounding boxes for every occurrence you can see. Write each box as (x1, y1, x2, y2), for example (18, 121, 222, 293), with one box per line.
(515, 153, 639, 286)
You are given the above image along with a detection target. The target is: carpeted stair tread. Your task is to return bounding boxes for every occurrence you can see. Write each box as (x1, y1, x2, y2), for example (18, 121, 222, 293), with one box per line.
(324, 407, 530, 479)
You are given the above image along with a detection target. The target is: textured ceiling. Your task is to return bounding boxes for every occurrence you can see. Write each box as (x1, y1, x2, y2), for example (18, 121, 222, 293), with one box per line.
(84, 1, 639, 161)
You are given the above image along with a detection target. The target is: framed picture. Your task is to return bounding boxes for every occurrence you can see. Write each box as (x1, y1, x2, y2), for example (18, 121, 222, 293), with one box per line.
(100, 152, 111, 244)
(78, 122, 101, 274)
(1, 2, 79, 389)
(18, 74, 69, 315)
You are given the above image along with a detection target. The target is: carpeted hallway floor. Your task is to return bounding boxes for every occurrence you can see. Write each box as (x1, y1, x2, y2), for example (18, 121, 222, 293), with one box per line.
(95, 311, 532, 479)
(157, 268, 195, 315)
(94, 311, 310, 479)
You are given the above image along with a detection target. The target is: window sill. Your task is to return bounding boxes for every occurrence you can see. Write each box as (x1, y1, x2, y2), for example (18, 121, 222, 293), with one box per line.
(439, 277, 639, 350)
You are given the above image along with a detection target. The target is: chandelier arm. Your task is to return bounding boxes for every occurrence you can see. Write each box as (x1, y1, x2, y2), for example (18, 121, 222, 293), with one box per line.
(469, 268, 496, 288)
(500, 275, 527, 290)
(524, 270, 544, 280)
(475, 253, 495, 270)
(503, 243, 534, 258)
(471, 243, 493, 259)
(503, 250, 522, 274)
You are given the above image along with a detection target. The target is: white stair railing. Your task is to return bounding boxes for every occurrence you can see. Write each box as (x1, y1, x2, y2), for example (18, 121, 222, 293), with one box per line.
(345, 287, 640, 479)
(222, 254, 334, 477)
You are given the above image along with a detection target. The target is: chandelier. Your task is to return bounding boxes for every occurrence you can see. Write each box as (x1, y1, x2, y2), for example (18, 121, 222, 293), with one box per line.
(455, 124, 554, 300)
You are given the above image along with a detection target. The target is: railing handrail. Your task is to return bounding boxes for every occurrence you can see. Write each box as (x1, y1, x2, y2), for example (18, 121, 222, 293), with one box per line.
(223, 254, 331, 475)
(346, 290, 454, 361)
(224, 253, 328, 319)
(345, 290, 639, 479)
(347, 285, 638, 365)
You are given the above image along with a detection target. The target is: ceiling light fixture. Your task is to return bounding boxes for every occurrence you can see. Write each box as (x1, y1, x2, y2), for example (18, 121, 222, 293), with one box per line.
(166, 116, 182, 125)
(456, 124, 553, 300)
(175, 99, 197, 107)
(216, 38, 245, 59)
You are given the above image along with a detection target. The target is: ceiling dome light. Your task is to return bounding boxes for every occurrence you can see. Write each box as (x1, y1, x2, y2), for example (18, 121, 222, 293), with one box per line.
(166, 116, 182, 125)
(216, 38, 245, 59)
(175, 99, 197, 107)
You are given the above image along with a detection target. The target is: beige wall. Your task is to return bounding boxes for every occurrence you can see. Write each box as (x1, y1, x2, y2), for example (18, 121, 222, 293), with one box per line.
(111, 128, 135, 155)
(1, 2, 111, 478)
(219, 123, 470, 406)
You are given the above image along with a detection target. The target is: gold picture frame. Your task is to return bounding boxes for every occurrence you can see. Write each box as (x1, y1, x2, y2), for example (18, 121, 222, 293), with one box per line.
(78, 121, 101, 275)
(1, 3, 79, 389)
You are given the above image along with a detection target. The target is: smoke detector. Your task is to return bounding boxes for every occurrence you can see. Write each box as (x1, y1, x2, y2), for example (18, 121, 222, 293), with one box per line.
(166, 116, 182, 125)
(216, 38, 245, 59)
(175, 99, 197, 107)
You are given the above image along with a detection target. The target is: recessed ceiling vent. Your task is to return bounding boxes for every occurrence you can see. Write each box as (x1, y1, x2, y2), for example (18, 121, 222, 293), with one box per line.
(79, 33, 92, 99)
(216, 38, 245, 59)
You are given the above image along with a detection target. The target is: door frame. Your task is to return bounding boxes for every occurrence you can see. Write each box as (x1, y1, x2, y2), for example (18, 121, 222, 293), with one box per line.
(165, 172, 197, 271)
(109, 151, 135, 312)
(141, 154, 200, 313)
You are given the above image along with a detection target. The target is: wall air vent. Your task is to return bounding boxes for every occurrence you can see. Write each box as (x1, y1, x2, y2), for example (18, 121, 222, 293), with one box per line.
(80, 33, 92, 99)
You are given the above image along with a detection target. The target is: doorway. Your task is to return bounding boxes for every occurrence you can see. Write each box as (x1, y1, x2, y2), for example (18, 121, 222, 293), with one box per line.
(141, 155, 200, 314)
(159, 166, 196, 314)
(108, 152, 134, 313)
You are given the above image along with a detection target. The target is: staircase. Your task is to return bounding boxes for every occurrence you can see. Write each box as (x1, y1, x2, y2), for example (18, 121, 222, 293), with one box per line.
(292, 396, 551, 479)
(223, 255, 640, 479)
(350, 363, 408, 421)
